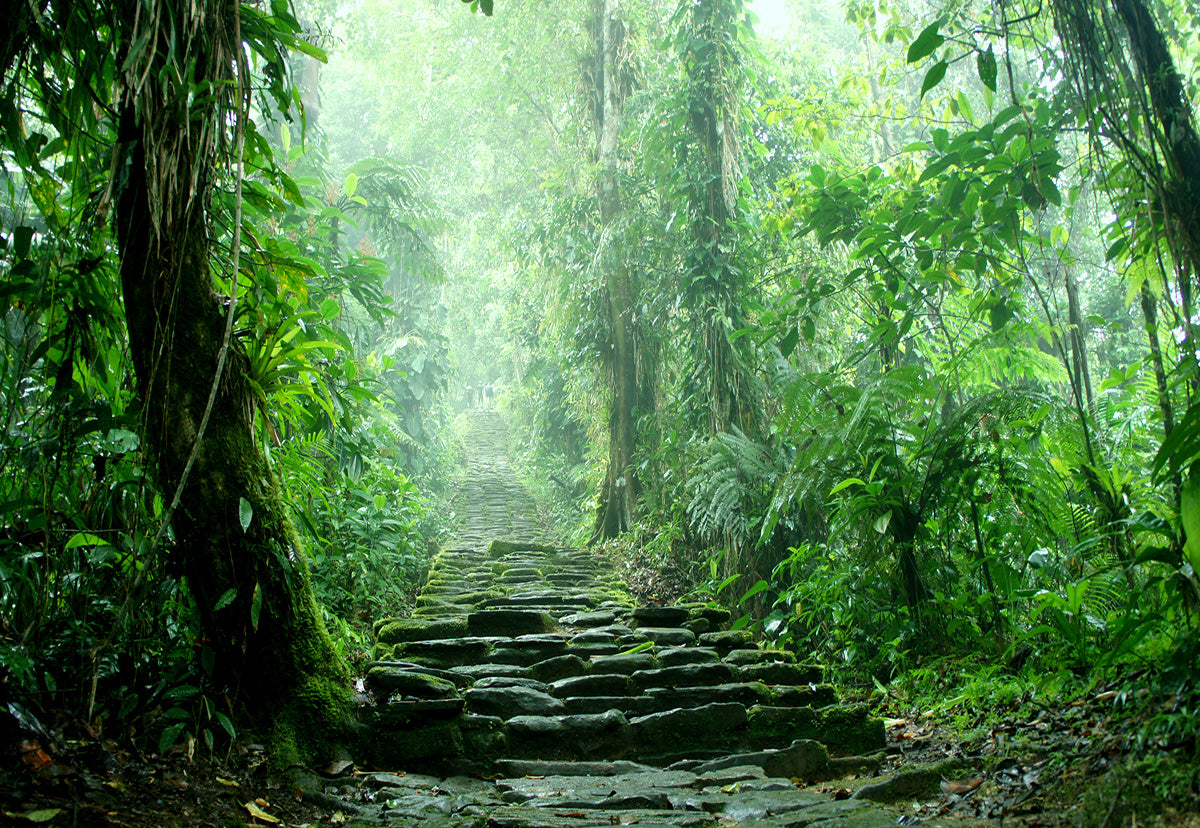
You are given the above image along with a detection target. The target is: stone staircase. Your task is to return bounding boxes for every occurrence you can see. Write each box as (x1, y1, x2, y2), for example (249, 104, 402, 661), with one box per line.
(343, 411, 905, 827)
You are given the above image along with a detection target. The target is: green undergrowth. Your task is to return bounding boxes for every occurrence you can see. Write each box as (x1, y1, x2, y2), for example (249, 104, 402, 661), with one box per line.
(856, 652, 1200, 824)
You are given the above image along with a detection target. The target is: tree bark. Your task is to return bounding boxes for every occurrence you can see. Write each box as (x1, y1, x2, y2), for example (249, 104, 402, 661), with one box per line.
(683, 0, 748, 438)
(113, 0, 349, 766)
(590, 0, 642, 541)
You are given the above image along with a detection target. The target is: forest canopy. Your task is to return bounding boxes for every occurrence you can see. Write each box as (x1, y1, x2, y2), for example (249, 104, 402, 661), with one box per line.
(2, 0, 1199, 782)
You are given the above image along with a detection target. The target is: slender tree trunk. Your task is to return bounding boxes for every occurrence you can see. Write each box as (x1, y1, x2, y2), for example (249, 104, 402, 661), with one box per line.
(1064, 268, 1094, 409)
(114, 0, 348, 766)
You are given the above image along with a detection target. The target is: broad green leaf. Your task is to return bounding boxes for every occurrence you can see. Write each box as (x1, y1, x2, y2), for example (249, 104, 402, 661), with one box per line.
(873, 509, 893, 534)
(18, 809, 63, 823)
(14, 225, 34, 258)
(214, 588, 237, 611)
(920, 60, 948, 99)
(977, 46, 997, 91)
(829, 477, 866, 495)
(739, 579, 770, 605)
(158, 722, 186, 754)
(716, 573, 741, 594)
(238, 497, 253, 532)
(780, 326, 799, 357)
(65, 532, 111, 549)
(1182, 469, 1200, 574)
(907, 20, 945, 63)
(344, 172, 358, 198)
(250, 582, 263, 632)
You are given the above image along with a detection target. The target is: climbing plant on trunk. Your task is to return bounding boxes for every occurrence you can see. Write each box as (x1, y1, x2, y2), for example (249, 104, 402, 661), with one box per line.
(588, 0, 647, 541)
(1, 0, 352, 765)
(113, 0, 350, 765)
(676, 0, 753, 438)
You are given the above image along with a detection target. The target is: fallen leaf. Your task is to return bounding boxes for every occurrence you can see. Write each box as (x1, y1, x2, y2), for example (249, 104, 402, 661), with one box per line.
(941, 776, 984, 795)
(215, 777, 239, 787)
(323, 758, 353, 776)
(8, 810, 63, 823)
(19, 742, 53, 773)
(244, 801, 281, 823)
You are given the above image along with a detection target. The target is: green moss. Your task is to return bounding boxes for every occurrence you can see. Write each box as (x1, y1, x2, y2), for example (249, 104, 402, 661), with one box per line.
(487, 540, 558, 555)
(818, 703, 886, 756)
(376, 617, 468, 644)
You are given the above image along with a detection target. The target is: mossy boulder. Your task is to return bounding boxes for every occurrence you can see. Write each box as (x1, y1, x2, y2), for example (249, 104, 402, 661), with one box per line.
(631, 702, 748, 756)
(364, 667, 461, 698)
(487, 540, 558, 555)
(852, 757, 969, 802)
(376, 617, 468, 645)
(744, 704, 883, 755)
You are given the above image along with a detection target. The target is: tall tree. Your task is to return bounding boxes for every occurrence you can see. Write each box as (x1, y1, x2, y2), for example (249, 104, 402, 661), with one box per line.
(677, 0, 752, 437)
(2, 0, 351, 764)
(113, 0, 350, 765)
(589, 0, 645, 540)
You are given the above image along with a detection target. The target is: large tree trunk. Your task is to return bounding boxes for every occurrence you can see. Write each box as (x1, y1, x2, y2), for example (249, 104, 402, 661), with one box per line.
(590, 0, 642, 541)
(113, 0, 348, 766)
(683, 0, 747, 437)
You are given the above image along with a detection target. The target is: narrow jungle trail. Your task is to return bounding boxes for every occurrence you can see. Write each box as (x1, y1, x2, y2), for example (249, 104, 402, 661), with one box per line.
(343, 409, 987, 827)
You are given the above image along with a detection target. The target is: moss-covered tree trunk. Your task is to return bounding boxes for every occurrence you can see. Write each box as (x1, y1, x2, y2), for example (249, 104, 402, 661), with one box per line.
(590, 0, 642, 541)
(113, 0, 348, 765)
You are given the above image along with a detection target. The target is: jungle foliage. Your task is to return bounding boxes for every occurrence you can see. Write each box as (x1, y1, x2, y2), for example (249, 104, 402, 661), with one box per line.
(2, 0, 1199, 768)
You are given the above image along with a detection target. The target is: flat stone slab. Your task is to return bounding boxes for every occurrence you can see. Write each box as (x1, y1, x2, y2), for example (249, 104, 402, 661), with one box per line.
(494, 759, 658, 777)
(560, 610, 618, 627)
(773, 684, 838, 708)
(632, 606, 691, 626)
(647, 681, 771, 710)
(472, 676, 552, 692)
(695, 764, 769, 786)
(631, 662, 735, 691)
(529, 654, 590, 683)
(365, 667, 461, 698)
(659, 646, 719, 666)
(631, 702, 748, 754)
(484, 806, 716, 827)
(496, 769, 699, 801)
(468, 609, 558, 636)
(449, 663, 529, 680)
(505, 710, 632, 759)
(465, 686, 565, 718)
(738, 663, 824, 685)
(694, 740, 829, 779)
(720, 789, 834, 821)
(590, 652, 658, 674)
(396, 637, 492, 665)
(636, 626, 697, 646)
(365, 697, 466, 728)
(563, 695, 654, 716)
(550, 673, 633, 697)
(700, 630, 756, 650)
(375, 617, 468, 644)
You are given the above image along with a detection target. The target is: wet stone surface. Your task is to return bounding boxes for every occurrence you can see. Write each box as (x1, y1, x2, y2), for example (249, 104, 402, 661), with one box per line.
(348, 409, 953, 826)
